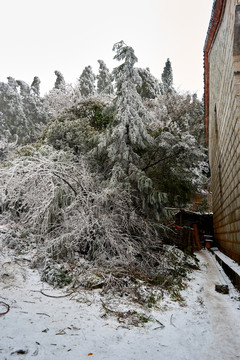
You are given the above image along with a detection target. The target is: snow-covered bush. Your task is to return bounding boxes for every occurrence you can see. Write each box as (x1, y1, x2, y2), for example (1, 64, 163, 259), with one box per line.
(43, 83, 79, 118)
(0, 136, 18, 163)
(42, 96, 114, 153)
(0, 146, 164, 274)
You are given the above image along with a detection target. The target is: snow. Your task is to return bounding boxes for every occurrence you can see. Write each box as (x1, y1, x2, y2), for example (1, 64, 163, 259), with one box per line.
(213, 249, 240, 277)
(1, 232, 240, 359)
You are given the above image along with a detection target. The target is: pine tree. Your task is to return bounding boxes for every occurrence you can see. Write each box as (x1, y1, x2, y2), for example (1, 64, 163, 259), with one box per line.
(16, 80, 30, 97)
(0, 79, 27, 143)
(31, 76, 41, 96)
(95, 41, 168, 218)
(161, 58, 173, 93)
(136, 67, 160, 99)
(106, 41, 153, 177)
(0, 77, 48, 144)
(54, 71, 66, 90)
(97, 60, 114, 95)
(78, 66, 96, 98)
(7, 77, 18, 91)
(143, 91, 208, 206)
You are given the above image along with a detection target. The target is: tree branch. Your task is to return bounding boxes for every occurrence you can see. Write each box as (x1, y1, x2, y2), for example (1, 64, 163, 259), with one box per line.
(52, 172, 77, 196)
(142, 149, 182, 171)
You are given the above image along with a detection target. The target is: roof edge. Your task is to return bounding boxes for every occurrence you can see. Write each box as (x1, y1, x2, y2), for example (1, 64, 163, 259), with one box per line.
(204, 0, 227, 144)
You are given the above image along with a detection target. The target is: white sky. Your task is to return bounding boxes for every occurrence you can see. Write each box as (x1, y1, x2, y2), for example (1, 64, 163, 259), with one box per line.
(0, 0, 213, 97)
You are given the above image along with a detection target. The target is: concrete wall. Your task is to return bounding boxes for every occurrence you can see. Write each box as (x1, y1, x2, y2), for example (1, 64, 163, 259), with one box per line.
(208, 0, 240, 262)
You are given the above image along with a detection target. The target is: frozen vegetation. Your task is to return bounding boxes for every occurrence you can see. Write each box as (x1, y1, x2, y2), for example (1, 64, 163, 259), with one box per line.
(2, 40, 240, 360)
(0, 41, 209, 301)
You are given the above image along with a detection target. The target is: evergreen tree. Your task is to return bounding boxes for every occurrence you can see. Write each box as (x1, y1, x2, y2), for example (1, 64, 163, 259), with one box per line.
(161, 58, 173, 93)
(16, 80, 30, 97)
(54, 70, 66, 90)
(0, 79, 27, 143)
(104, 41, 153, 177)
(78, 66, 96, 98)
(31, 76, 41, 96)
(0, 77, 48, 144)
(96, 60, 114, 95)
(143, 91, 208, 206)
(136, 67, 160, 99)
(94, 41, 172, 219)
(7, 77, 18, 91)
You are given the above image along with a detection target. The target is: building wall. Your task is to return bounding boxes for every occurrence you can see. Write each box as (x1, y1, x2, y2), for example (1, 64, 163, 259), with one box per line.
(208, 0, 240, 262)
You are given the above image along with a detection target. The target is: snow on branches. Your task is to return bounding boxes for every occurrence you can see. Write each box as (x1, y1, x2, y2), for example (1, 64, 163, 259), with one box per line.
(0, 146, 163, 274)
(0, 41, 208, 296)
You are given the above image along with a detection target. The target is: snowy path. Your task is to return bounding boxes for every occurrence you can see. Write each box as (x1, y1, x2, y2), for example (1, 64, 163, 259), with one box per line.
(1, 243, 240, 359)
(198, 251, 240, 360)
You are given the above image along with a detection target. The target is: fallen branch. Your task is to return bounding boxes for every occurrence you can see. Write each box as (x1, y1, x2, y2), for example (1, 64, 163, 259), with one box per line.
(10, 350, 28, 355)
(36, 312, 50, 317)
(52, 171, 77, 196)
(14, 257, 32, 262)
(156, 319, 165, 328)
(101, 299, 137, 319)
(40, 290, 74, 298)
(170, 314, 176, 327)
(0, 301, 10, 316)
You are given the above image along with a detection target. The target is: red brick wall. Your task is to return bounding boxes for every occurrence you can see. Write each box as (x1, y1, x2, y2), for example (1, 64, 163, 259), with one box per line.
(205, 1, 240, 262)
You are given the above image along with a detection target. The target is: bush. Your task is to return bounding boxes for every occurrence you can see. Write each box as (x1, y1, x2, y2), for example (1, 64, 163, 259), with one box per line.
(42, 97, 114, 154)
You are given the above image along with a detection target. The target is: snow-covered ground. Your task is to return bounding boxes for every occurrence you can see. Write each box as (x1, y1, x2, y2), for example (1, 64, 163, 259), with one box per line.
(1, 224, 240, 360)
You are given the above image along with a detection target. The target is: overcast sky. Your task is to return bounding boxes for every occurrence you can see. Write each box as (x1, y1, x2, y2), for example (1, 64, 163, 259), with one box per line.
(0, 0, 213, 97)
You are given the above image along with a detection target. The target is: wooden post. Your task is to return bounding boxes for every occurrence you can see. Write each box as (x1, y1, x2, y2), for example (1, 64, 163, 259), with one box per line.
(193, 224, 202, 250)
(179, 212, 183, 249)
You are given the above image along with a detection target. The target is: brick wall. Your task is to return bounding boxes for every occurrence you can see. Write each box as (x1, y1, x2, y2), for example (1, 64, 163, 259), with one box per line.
(208, 1, 240, 262)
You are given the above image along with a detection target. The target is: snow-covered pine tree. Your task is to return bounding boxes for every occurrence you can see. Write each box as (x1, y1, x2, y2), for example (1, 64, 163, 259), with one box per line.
(97, 60, 114, 95)
(95, 41, 167, 218)
(54, 71, 66, 90)
(105, 41, 154, 178)
(0, 79, 27, 143)
(78, 66, 96, 98)
(16, 80, 30, 97)
(7, 77, 18, 91)
(136, 67, 160, 99)
(0, 77, 48, 144)
(31, 76, 41, 96)
(16, 79, 49, 142)
(143, 91, 208, 206)
(161, 58, 173, 93)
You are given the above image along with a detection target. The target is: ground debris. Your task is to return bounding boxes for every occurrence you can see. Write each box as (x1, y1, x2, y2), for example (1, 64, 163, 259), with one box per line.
(42, 328, 49, 333)
(170, 314, 176, 327)
(215, 284, 229, 294)
(36, 312, 50, 317)
(0, 301, 10, 316)
(156, 319, 165, 328)
(10, 349, 28, 355)
(40, 289, 74, 298)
